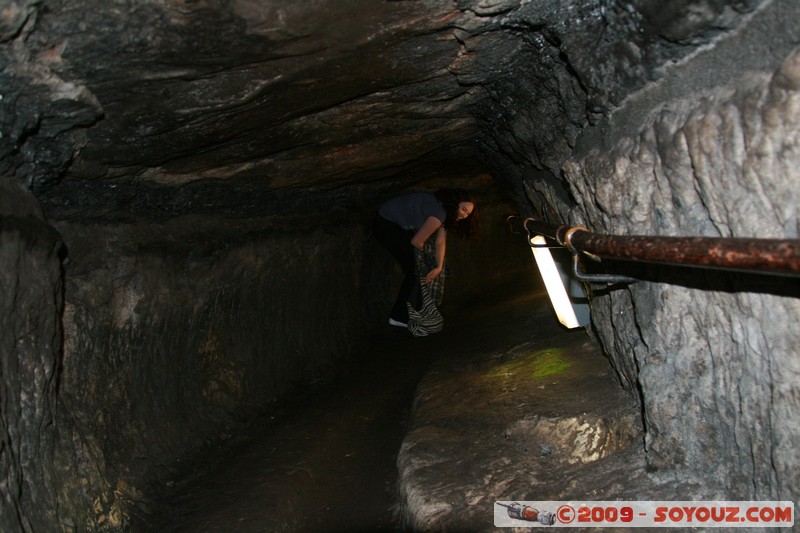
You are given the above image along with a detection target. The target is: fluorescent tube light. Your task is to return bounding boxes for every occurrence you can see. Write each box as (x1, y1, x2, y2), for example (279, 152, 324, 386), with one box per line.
(530, 235, 582, 329)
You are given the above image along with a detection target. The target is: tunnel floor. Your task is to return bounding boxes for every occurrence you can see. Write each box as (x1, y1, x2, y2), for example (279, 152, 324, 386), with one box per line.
(144, 282, 636, 532)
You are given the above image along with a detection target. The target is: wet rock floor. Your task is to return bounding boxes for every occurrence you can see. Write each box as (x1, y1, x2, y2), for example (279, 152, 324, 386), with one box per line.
(148, 321, 437, 532)
(146, 285, 658, 532)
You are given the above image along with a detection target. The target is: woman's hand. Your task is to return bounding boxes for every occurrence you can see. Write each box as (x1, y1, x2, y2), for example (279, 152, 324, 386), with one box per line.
(422, 266, 443, 284)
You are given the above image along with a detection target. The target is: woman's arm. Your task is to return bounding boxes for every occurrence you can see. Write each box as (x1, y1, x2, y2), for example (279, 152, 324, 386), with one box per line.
(422, 226, 446, 284)
(410, 216, 443, 250)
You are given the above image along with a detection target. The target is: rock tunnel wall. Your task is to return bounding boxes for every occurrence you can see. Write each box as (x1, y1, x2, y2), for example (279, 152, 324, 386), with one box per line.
(564, 47, 800, 499)
(1, 0, 800, 530)
(1, 171, 524, 531)
(0, 179, 62, 532)
(49, 213, 398, 529)
(479, 0, 800, 501)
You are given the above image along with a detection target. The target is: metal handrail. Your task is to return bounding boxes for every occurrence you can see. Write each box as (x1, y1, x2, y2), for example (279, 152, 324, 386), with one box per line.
(509, 216, 800, 277)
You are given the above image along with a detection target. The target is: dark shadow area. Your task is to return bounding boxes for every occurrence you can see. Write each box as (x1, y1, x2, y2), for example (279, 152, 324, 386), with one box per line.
(586, 258, 800, 298)
(134, 190, 623, 532)
(141, 276, 565, 532)
(145, 328, 434, 532)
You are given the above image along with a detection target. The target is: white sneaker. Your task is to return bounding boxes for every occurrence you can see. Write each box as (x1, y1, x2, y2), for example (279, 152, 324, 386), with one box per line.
(388, 318, 408, 327)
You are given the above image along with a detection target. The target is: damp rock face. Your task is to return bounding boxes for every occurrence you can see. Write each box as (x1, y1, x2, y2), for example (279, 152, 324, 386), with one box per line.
(396, 294, 693, 531)
(1, 0, 799, 531)
(476, 0, 800, 504)
(566, 40, 800, 498)
(0, 180, 62, 531)
(563, 4, 800, 500)
(49, 214, 397, 530)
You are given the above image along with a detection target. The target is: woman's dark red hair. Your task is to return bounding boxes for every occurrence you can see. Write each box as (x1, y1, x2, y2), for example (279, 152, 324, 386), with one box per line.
(434, 188, 478, 240)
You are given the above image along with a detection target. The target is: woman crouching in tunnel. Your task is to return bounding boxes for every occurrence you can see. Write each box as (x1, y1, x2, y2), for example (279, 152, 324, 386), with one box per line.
(373, 188, 477, 334)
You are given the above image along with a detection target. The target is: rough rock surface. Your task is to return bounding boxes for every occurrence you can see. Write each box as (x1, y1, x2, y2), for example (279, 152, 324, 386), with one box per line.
(0, 0, 799, 531)
(7, 0, 488, 202)
(9, 0, 766, 209)
(476, 0, 800, 503)
(51, 180, 518, 529)
(560, 8, 800, 500)
(49, 214, 392, 529)
(397, 291, 697, 531)
(0, 179, 62, 531)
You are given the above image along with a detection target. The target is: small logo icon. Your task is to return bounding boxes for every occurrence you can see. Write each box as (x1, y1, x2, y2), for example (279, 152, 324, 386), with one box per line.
(556, 504, 576, 524)
(496, 502, 556, 525)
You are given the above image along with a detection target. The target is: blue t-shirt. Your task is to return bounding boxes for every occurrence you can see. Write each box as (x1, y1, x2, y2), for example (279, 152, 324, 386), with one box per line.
(379, 192, 446, 230)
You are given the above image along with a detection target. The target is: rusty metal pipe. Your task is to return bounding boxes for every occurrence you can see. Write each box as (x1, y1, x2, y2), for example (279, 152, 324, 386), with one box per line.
(522, 218, 800, 276)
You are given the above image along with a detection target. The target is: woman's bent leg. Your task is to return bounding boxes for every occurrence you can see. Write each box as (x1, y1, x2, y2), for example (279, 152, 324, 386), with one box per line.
(373, 215, 416, 323)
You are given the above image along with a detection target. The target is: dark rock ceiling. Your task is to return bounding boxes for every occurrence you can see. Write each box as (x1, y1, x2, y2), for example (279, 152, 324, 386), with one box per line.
(2, 0, 763, 221)
(7, 0, 487, 220)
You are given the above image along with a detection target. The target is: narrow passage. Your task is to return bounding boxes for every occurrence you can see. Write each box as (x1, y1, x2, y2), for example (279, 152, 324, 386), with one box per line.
(149, 281, 577, 532)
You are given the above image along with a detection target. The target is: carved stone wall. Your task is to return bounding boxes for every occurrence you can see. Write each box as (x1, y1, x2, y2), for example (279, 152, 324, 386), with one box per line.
(1, 0, 799, 530)
(47, 213, 394, 528)
(0, 179, 62, 531)
(558, 7, 800, 500)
